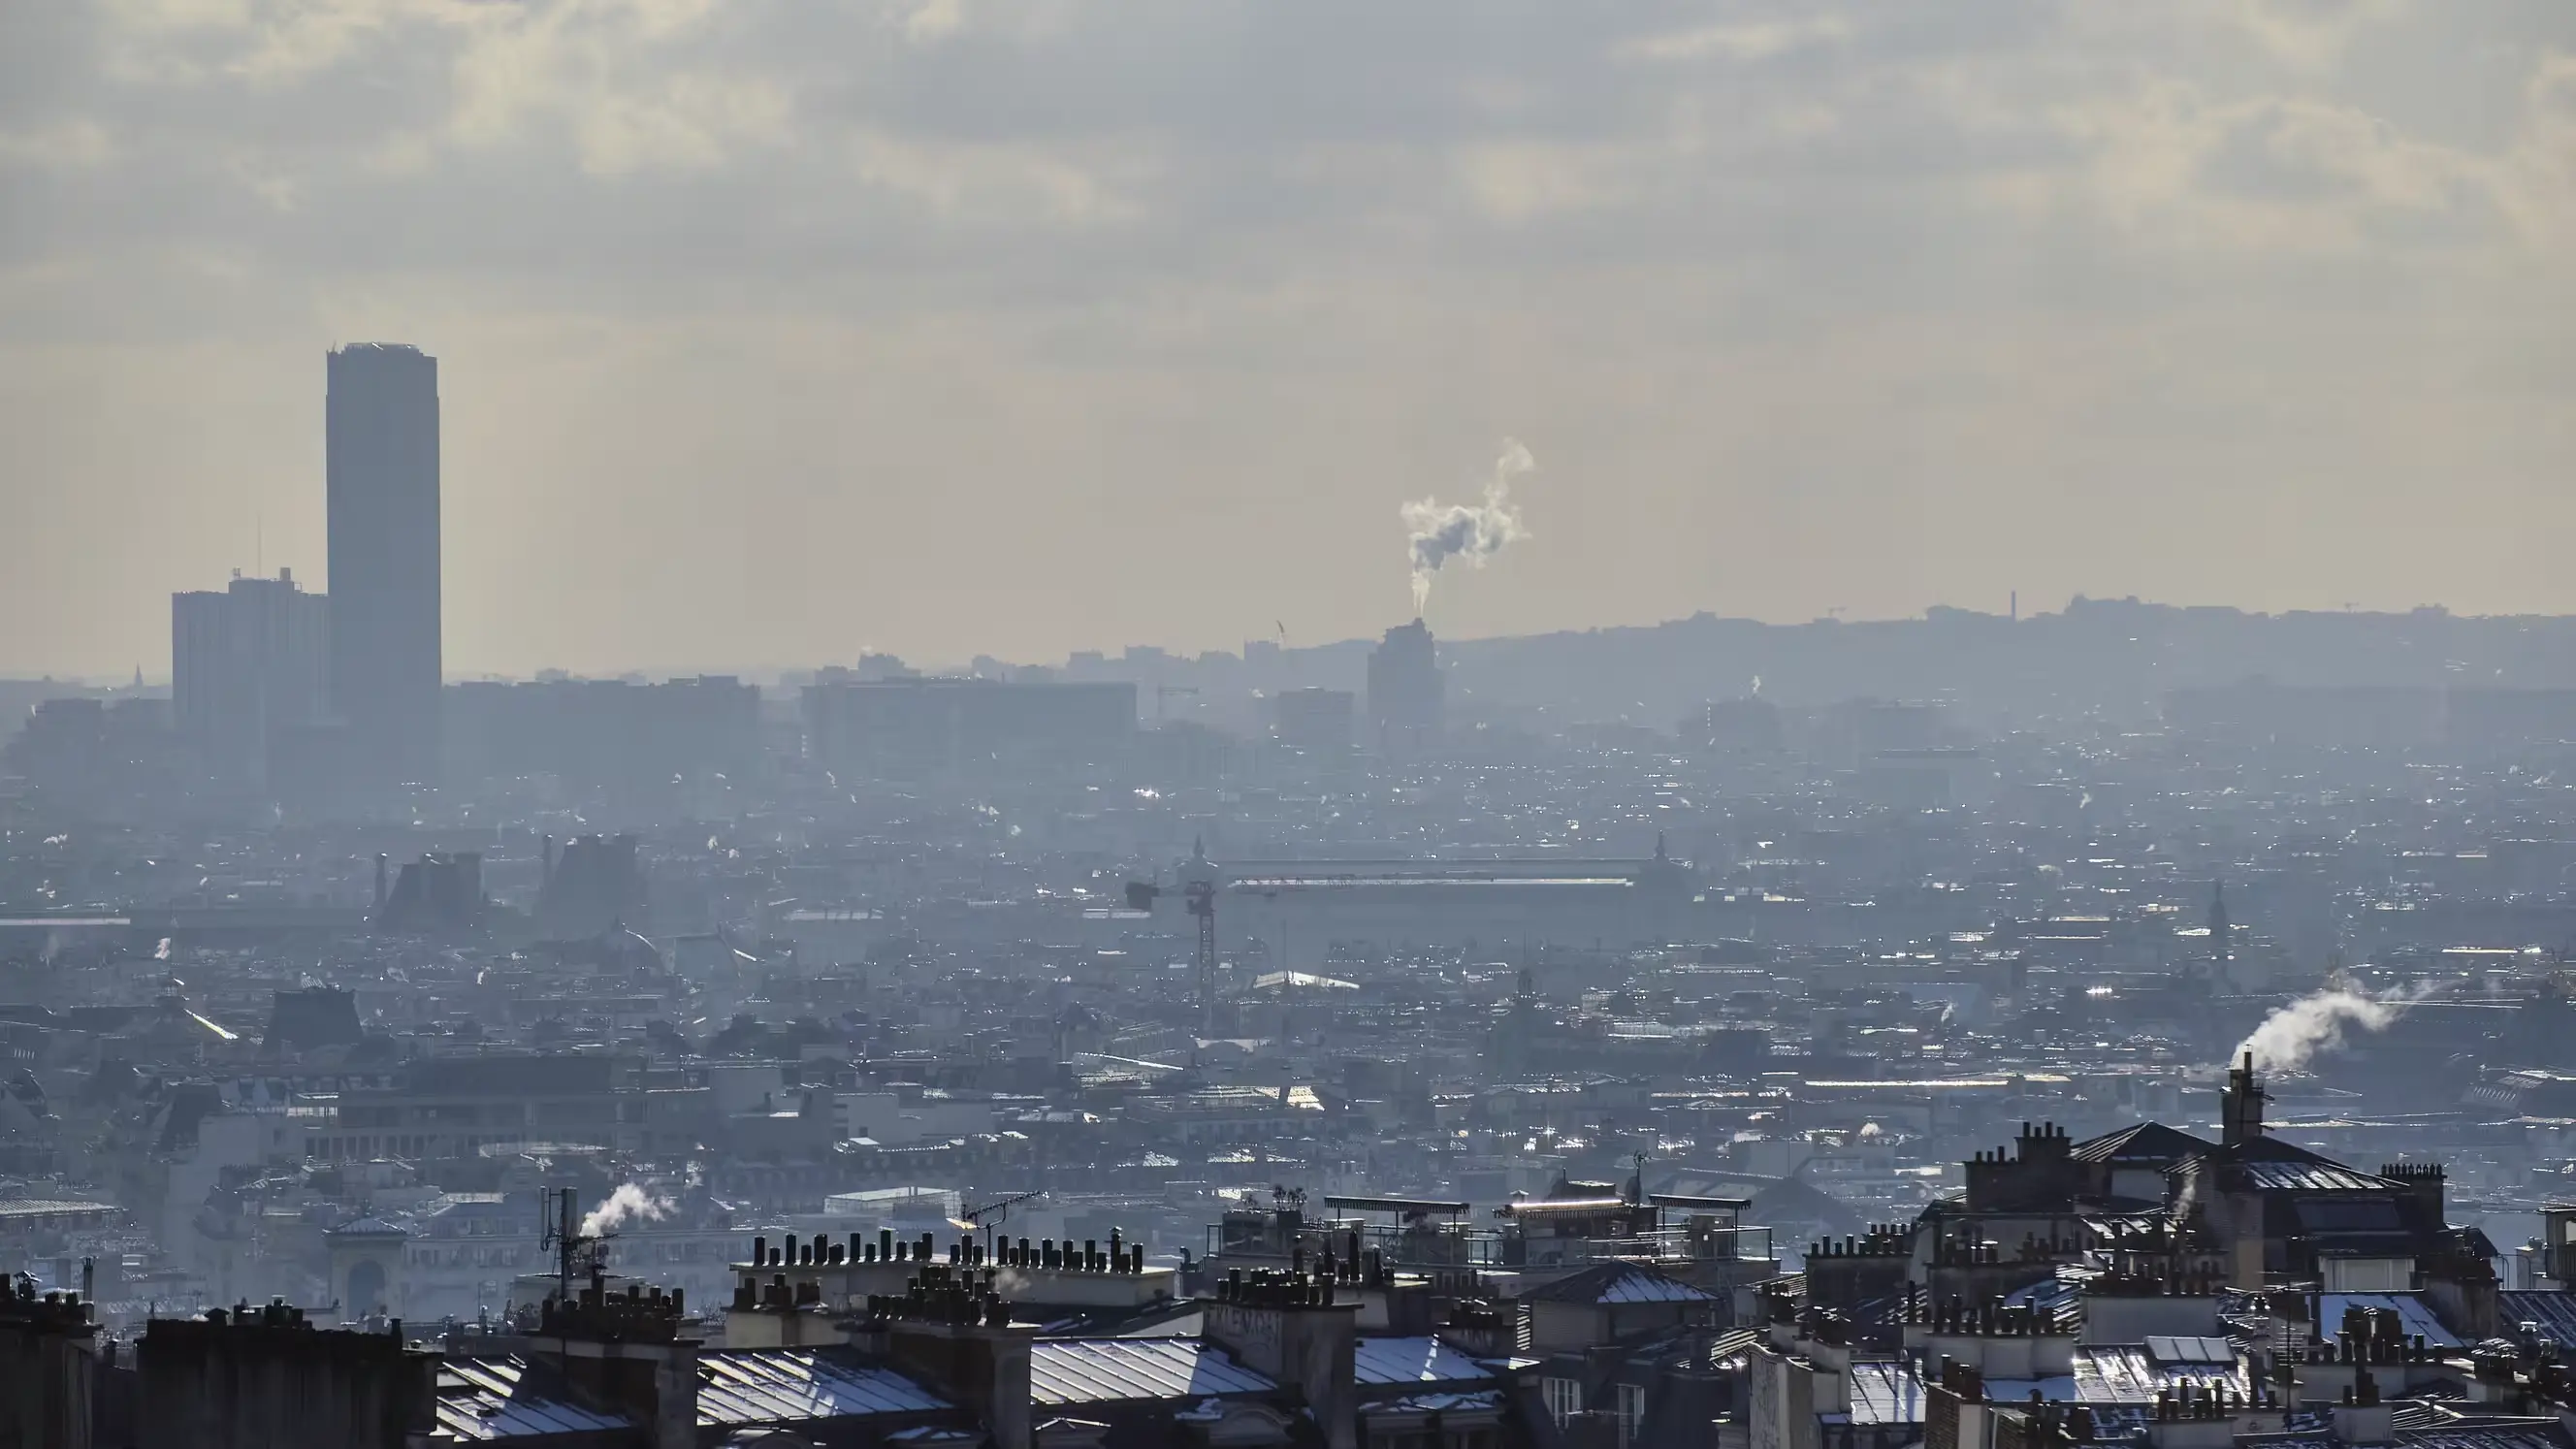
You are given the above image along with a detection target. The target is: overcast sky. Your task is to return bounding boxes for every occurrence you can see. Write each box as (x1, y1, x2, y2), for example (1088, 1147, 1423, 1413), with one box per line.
(4, 0, 2572, 678)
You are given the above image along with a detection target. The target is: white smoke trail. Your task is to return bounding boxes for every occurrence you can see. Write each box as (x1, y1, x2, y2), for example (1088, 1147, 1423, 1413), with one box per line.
(581, 1182, 674, 1237)
(1403, 438, 1535, 614)
(2234, 982, 2436, 1073)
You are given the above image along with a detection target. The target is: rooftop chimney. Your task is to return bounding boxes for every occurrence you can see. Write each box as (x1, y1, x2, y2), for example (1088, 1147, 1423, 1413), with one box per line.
(2222, 1051, 2266, 1148)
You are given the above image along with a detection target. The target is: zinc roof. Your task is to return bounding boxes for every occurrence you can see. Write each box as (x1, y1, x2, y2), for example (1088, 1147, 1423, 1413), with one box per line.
(1029, 1338, 1277, 1405)
(1352, 1337, 1495, 1387)
(696, 1350, 950, 1427)
(2317, 1293, 2463, 1349)
(1845, 1361, 1926, 1426)
(436, 1356, 634, 1440)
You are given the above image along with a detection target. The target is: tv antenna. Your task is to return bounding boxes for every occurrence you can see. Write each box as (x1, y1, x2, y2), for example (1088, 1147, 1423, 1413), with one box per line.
(538, 1186, 607, 1304)
(959, 1189, 1045, 1257)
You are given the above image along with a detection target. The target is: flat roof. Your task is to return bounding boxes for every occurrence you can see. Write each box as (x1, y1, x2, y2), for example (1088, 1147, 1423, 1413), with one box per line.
(1650, 1192, 1752, 1211)
(1325, 1195, 1469, 1215)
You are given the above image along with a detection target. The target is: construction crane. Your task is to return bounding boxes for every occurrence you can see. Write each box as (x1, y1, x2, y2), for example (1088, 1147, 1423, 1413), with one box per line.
(1124, 858, 1221, 1035)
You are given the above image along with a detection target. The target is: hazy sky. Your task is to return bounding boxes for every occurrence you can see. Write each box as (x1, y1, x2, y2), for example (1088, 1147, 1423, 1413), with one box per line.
(5, 1, 2572, 679)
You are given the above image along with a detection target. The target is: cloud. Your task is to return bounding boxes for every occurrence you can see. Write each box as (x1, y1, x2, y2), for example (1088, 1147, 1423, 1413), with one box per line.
(903, 0, 966, 46)
(850, 129, 1153, 226)
(2, 1, 2574, 673)
(1618, 15, 1851, 65)
(0, 120, 118, 170)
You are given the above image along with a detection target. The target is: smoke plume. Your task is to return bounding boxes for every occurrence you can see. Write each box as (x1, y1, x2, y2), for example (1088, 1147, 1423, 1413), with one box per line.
(1403, 438, 1535, 614)
(582, 1182, 674, 1237)
(2234, 983, 2430, 1073)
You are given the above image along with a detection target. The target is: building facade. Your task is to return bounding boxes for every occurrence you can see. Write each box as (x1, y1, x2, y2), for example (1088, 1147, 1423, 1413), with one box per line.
(171, 569, 329, 789)
(325, 342, 442, 789)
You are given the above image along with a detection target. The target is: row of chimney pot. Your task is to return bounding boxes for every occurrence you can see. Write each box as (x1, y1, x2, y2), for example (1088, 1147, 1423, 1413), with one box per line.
(1216, 1268, 1340, 1308)
(1809, 1227, 1912, 1258)
(1908, 1294, 2058, 1336)
(749, 1232, 1146, 1274)
(2091, 1268, 2226, 1297)
(541, 1276, 687, 1340)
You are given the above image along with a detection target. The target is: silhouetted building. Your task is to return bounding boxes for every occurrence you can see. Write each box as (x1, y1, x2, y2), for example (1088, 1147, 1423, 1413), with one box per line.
(172, 569, 329, 790)
(802, 678, 1135, 778)
(445, 676, 759, 789)
(1272, 687, 1354, 757)
(1692, 694, 1784, 753)
(263, 986, 364, 1056)
(0, 1277, 103, 1449)
(2164, 678, 2444, 749)
(136, 1305, 436, 1449)
(538, 832, 649, 938)
(326, 342, 442, 789)
(0, 695, 176, 817)
(1366, 620, 1442, 756)
(374, 852, 483, 935)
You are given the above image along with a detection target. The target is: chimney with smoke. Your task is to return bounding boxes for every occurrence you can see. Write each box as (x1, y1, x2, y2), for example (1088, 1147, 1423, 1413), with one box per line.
(1401, 437, 1534, 614)
(2222, 1052, 2265, 1147)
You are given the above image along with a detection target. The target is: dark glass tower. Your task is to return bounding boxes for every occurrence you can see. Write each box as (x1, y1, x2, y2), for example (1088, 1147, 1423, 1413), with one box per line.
(326, 343, 442, 788)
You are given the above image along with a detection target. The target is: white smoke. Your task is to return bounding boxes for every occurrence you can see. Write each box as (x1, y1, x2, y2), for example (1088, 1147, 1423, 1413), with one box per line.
(1403, 438, 1535, 614)
(2235, 982, 2434, 1073)
(581, 1182, 674, 1237)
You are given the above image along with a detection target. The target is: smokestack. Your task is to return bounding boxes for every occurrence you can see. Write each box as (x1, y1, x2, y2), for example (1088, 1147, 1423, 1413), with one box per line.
(2222, 1051, 2266, 1147)
(541, 834, 556, 890)
(373, 853, 388, 913)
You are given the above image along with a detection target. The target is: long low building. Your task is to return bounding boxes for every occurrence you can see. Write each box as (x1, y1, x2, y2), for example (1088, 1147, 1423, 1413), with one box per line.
(1154, 845, 1701, 968)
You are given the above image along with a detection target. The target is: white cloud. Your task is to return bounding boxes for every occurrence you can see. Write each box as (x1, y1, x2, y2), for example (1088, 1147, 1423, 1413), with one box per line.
(1618, 15, 1850, 65)
(902, 0, 966, 45)
(0, 119, 117, 170)
(850, 129, 1152, 225)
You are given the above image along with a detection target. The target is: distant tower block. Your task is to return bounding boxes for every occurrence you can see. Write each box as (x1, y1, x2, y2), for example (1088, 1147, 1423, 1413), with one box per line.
(326, 342, 443, 789)
(1367, 620, 1443, 757)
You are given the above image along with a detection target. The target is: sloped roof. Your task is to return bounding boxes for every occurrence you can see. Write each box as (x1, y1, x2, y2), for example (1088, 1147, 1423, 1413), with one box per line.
(2073, 1122, 2214, 1166)
(2317, 1293, 2463, 1349)
(1521, 1261, 1717, 1305)
(1029, 1338, 1276, 1405)
(2498, 1291, 2576, 1350)
(437, 1356, 633, 1440)
(1352, 1337, 1494, 1387)
(696, 1350, 950, 1427)
(326, 1214, 409, 1239)
(1844, 1361, 1925, 1426)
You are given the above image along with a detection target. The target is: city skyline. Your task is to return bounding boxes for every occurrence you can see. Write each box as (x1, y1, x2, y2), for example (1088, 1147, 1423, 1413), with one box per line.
(9, 8, 2576, 1437)
(5, 4, 2574, 677)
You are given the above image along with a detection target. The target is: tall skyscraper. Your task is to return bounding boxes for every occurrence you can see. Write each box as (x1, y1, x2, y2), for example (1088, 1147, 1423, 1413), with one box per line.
(1367, 619, 1444, 757)
(326, 342, 442, 786)
(172, 568, 330, 789)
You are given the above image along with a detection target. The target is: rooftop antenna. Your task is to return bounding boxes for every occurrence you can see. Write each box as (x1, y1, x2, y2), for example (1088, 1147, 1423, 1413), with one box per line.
(960, 1189, 1045, 1258)
(538, 1186, 604, 1306)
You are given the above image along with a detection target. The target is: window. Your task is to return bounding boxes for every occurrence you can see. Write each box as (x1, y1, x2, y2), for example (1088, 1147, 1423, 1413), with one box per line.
(1542, 1376, 1583, 1427)
(1615, 1383, 1647, 1448)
